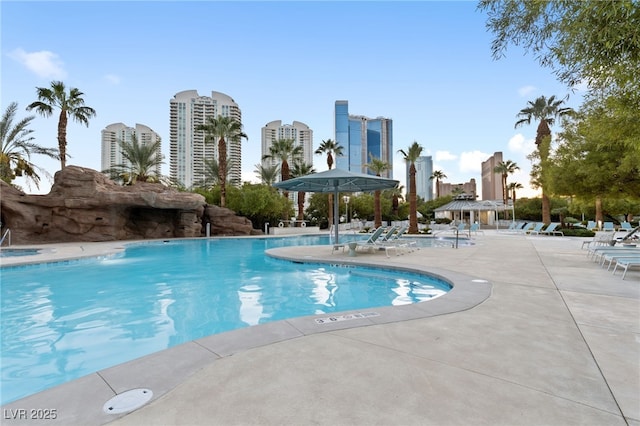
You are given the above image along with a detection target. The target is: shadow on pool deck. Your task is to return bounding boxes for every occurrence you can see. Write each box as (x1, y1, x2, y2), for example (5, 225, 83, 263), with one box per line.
(1, 231, 638, 425)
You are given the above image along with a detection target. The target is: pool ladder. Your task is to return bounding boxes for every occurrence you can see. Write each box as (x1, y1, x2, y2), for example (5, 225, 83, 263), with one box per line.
(0, 228, 11, 247)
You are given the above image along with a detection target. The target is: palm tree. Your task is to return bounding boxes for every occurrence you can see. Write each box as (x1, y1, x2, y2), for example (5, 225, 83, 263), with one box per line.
(254, 163, 280, 186)
(507, 182, 524, 205)
(26, 81, 96, 169)
(290, 161, 315, 222)
(106, 134, 163, 184)
(263, 138, 303, 199)
(365, 153, 392, 228)
(315, 139, 344, 227)
(493, 160, 519, 219)
(398, 141, 424, 234)
(195, 158, 234, 190)
(1, 102, 59, 189)
(515, 95, 573, 224)
(197, 115, 247, 207)
(429, 170, 447, 198)
(389, 185, 405, 218)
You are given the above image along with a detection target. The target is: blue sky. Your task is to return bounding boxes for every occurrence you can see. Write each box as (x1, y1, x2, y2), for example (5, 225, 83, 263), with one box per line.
(2, 1, 582, 197)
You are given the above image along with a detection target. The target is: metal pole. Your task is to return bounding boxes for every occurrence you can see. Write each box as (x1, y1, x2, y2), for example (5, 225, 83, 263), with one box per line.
(333, 186, 340, 244)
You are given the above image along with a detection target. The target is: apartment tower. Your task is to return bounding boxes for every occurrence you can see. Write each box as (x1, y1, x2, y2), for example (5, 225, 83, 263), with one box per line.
(261, 120, 314, 177)
(334, 100, 393, 178)
(101, 122, 162, 177)
(169, 90, 242, 189)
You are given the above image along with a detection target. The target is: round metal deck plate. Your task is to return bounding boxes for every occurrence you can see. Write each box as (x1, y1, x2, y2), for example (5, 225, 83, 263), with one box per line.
(103, 388, 153, 414)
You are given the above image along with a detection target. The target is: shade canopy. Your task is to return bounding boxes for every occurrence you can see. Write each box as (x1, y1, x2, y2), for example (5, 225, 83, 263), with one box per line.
(273, 168, 399, 244)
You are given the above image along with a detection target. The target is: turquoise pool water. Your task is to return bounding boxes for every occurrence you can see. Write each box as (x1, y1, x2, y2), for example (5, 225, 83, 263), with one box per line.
(1, 236, 452, 404)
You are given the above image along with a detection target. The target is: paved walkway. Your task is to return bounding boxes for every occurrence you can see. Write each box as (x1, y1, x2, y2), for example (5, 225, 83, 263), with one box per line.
(1, 231, 638, 425)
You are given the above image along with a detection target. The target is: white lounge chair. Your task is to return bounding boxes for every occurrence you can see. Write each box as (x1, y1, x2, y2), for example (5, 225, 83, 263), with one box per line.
(611, 257, 640, 280)
(540, 223, 563, 236)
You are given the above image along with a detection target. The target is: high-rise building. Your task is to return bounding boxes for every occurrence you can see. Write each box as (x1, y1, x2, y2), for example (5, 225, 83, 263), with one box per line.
(261, 120, 314, 177)
(439, 179, 477, 199)
(481, 151, 503, 201)
(334, 100, 393, 178)
(169, 90, 242, 189)
(406, 156, 433, 201)
(101, 122, 162, 177)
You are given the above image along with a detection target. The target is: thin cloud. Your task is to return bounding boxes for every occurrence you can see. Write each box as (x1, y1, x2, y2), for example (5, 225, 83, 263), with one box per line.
(8, 48, 67, 79)
(518, 85, 537, 97)
(508, 133, 536, 154)
(459, 150, 490, 173)
(435, 150, 457, 162)
(104, 74, 121, 85)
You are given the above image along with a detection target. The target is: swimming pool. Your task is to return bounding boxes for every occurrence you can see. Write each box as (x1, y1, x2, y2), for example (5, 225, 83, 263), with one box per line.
(0, 248, 41, 257)
(1, 236, 452, 404)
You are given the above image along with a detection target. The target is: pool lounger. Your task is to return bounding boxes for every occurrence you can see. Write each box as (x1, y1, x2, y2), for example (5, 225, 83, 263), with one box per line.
(611, 257, 640, 280)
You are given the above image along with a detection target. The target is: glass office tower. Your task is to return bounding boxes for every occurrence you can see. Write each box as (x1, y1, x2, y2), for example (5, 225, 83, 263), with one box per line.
(334, 100, 393, 178)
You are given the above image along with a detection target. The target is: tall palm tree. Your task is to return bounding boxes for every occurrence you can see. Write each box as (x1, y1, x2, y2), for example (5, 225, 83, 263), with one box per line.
(1, 102, 59, 189)
(315, 139, 344, 227)
(365, 153, 392, 228)
(26, 81, 96, 169)
(398, 141, 424, 234)
(429, 170, 447, 198)
(515, 95, 573, 224)
(507, 182, 524, 205)
(493, 160, 519, 219)
(263, 138, 303, 199)
(254, 163, 280, 186)
(106, 134, 163, 184)
(290, 161, 315, 222)
(197, 115, 247, 207)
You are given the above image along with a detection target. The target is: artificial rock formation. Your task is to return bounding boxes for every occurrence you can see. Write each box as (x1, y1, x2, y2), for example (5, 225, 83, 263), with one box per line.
(0, 166, 257, 244)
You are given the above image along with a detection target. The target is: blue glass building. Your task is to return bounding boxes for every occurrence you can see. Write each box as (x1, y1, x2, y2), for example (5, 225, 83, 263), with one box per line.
(334, 101, 393, 178)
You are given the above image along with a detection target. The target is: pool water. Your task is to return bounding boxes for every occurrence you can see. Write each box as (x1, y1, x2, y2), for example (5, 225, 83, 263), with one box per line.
(1, 236, 451, 404)
(0, 248, 41, 257)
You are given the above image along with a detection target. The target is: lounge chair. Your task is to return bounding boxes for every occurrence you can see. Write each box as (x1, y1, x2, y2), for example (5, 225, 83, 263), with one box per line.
(581, 231, 615, 250)
(384, 225, 418, 252)
(602, 222, 615, 232)
(586, 220, 598, 231)
(379, 226, 400, 243)
(620, 221, 633, 231)
(540, 222, 563, 236)
(611, 257, 640, 280)
(526, 222, 545, 235)
(469, 223, 484, 235)
(356, 227, 399, 257)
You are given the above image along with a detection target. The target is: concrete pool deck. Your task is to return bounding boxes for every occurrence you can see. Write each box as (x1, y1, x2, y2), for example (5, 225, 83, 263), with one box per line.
(1, 231, 638, 425)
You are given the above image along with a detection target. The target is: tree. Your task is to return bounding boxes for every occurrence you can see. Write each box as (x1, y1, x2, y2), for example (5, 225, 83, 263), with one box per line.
(515, 95, 573, 224)
(26, 81, 96, 169)
(389, 185, 405, 218)
(429, 170, 447, 199)
(254, 163, 279, 186)
(109, 134, 163, 184)
(1, 102, 59, 189)
(262, 138, 303, 200)
(478, 1, 640, 94)
(194, 158, 234, 190)
(197, 115, 247, 207)
(398, 141, 424, 234)
(507, 181, 524, 205)
(315, 138, 344, 228)
(549, 96, 640, 222)
(493, 160, 519, 219)
(365, 153, 392, 228)
(290, 161, 315, 223)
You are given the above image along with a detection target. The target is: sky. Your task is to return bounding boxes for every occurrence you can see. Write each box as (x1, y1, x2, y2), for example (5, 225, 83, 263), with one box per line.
(1, 1, 584, 198)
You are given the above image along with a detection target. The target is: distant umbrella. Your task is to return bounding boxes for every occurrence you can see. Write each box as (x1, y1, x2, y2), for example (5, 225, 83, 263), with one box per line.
(273, 168, 398, 244)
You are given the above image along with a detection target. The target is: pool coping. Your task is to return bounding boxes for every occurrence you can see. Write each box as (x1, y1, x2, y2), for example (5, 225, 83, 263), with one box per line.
(0, 241, 492, 425)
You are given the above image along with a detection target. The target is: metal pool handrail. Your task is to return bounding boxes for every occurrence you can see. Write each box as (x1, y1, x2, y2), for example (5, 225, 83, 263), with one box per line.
(1, 228, 11, 246)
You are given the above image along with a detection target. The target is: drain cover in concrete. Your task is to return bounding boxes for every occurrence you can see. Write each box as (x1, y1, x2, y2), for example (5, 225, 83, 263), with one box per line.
(103, 388, 153, 414)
